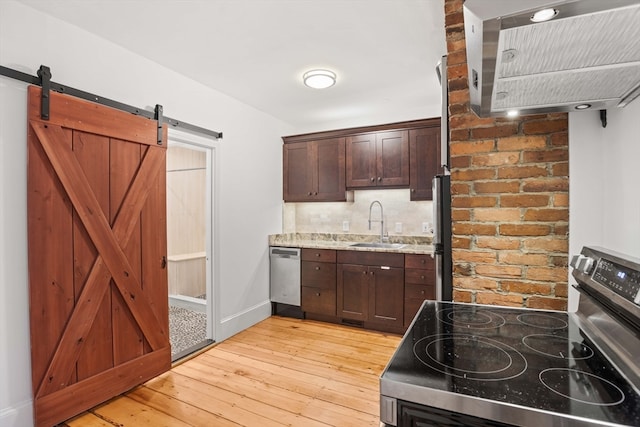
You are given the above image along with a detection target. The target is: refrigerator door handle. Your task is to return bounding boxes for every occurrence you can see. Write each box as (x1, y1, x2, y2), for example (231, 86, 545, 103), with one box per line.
(432, 176, 441, 245)
(434, 252, 443, 301)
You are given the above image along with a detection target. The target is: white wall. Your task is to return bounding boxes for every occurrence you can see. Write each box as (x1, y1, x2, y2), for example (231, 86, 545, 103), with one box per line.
(0, 2, 292, 425)
(568, 100, 640, 310)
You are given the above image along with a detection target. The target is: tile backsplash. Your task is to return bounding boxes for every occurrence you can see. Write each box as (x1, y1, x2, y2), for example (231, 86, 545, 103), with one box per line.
(283, 189, 434, 236)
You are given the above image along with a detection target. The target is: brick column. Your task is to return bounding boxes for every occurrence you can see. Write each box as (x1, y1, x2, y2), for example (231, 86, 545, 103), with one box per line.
(444, 0, 569, 310)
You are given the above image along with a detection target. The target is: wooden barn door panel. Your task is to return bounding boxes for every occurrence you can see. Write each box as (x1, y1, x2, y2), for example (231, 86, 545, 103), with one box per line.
(27, 86, 170, 427)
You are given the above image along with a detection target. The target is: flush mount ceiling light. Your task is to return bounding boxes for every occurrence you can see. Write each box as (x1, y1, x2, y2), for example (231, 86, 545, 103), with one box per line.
(530, 8, 559, 23)
(575, 103, 592, 110)
(303, 69, 336, 89)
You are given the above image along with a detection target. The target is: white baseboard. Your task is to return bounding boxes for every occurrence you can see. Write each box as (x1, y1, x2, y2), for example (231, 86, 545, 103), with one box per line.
(0, 399, 34, 427)
(218, 299, 271, 342)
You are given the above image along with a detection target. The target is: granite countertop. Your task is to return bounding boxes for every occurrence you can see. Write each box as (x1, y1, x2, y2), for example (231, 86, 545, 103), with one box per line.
(268, 233, 434, 255)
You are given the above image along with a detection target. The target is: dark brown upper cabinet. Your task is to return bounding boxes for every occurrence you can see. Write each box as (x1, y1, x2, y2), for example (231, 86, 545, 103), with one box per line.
(346, 130, 409, 189)
(409, 126, 441, 201)
(282, 118, 440, 201)
(283, 137, 346, 202)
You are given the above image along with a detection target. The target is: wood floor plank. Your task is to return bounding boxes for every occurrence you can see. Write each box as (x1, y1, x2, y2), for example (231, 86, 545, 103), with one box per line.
(218, 339, 380, 390)
(227, 329, 390, 373)
(63, 316, 402, 426)
(259, 316, 401, 348)
(127, 382, 243, 427)
(91, 395, 193, 427)
(199, 348, 379, 414)
(144, 368, 327, 427)
(174, 357, 379, 426)
(65, 412, 117, 427)
(240, 323, 396, 360)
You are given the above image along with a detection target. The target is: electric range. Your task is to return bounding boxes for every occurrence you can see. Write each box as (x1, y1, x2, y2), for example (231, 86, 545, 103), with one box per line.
(380, 246, 640, 426)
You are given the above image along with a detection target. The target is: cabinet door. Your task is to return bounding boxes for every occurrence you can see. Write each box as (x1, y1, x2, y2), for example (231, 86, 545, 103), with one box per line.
(409, 127, 440, 200)
(346, 134, 376, 188)
(377, 130, 409, 187)
(337, 264, 369, 320)
(283, 142, 312, 201)
(369, 266, 404, 327)
(314, 137, 346, 201)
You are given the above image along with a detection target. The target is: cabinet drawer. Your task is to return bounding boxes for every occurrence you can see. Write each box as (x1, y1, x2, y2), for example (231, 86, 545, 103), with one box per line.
(301, 261, 336, 289)
(405, 283, 436, 300)
(301, 286, 336, 316)
(405, 254, 435, 270)
(337, 250, 404, 267)
(302, 248, 337, 263)
(405, 268, 434, 286)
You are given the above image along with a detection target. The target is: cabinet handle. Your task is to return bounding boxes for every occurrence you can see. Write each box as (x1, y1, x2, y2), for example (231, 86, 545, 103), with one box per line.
(411, 189, 415, 193)
(421, 259, 426, 264)
(378, 177, 382, 182)
(421, 290, 425, 295)
(370, 271, 375, 275)
(315, 253, 320, 257)
(308, 192, 312, 196)
(316, 292, 321, 296)
(421, 275, 425, 279)
(315, 266, 320, 270)
(370, 177, 375, 182)
(363, 271, 367, 275)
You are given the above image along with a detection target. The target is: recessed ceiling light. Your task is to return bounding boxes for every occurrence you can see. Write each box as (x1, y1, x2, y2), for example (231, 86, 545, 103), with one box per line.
(574, 103, 592, 110)
(507, 110, 519, 117)
(530, 8, 559, 23)
(303, 69, 336, 89)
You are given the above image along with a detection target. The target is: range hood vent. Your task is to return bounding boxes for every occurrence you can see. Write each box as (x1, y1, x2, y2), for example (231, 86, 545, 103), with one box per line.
(464, 0, 640, 117)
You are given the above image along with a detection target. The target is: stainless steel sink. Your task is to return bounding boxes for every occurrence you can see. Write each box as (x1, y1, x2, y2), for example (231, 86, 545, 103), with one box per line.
(350, 242, 405, 249)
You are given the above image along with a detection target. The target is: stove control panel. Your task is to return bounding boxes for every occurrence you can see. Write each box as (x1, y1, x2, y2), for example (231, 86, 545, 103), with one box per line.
(593, 258, 640, 305)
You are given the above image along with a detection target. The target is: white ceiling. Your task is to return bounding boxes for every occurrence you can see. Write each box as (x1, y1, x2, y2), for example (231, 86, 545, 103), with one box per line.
(17, 0, 447, 133)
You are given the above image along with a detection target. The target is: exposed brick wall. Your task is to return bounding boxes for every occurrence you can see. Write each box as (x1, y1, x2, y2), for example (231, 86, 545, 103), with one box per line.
(444, 0, 569, 310)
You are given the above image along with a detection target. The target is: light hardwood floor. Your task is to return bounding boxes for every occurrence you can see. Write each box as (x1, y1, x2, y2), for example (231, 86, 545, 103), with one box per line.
(64, 316, 402, 426)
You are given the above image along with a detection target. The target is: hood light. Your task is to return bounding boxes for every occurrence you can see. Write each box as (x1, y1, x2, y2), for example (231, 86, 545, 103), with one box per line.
(575, 104, 592, 110)
(530, 8, 559, 23)
(303, 69, 336, 89)
(507, 110, 519, 117)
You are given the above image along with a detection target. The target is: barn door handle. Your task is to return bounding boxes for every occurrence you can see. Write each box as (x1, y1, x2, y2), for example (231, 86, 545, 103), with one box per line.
(161, 256, 167, 269)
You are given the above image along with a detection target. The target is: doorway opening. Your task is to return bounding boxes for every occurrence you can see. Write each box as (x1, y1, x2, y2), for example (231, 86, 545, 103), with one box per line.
(166, 130, 216, 360)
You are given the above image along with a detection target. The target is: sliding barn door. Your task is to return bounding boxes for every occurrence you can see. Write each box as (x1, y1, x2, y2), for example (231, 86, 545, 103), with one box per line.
(26, 86, 170, 427)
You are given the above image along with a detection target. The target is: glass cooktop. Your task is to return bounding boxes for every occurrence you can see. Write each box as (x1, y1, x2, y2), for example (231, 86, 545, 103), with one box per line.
(381, 301, 640, 426)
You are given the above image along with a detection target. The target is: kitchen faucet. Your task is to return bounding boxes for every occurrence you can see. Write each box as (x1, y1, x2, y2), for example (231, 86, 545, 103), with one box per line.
(368, 200, 387, 242)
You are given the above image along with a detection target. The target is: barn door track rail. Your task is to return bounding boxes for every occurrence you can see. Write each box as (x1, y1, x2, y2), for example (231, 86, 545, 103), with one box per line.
(1, 64, 223, 142)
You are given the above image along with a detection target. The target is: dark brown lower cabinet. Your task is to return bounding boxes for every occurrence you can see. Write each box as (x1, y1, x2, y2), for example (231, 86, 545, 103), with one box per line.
(337, 251, 404, 333)
(300, 249, 433, 334)
(404, 254, 436, 327)
(301, 249, 337, 316)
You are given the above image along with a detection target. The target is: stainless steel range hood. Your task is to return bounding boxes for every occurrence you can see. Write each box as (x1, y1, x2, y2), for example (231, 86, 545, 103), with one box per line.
(464, 0, 640, 117)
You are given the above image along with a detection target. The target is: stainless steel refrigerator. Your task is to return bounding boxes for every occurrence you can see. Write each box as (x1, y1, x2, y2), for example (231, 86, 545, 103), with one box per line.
(432, 174, 452, 301)
(434, 55, 453, 301)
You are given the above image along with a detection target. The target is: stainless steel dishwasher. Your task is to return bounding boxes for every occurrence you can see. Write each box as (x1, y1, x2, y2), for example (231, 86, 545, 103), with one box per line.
(269, 247, 301, 312)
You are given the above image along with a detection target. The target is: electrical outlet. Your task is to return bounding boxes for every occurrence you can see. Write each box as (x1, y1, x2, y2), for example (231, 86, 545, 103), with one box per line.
(422, 222, 431, 233)
(395, 222, 402, 233)
(342, 221, 349, 232)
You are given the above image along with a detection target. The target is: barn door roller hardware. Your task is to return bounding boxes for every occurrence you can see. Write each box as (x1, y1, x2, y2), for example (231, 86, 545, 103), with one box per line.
(0, 64, 223, 140)
(37, 65, 51, 120)
(154, 104, 163, 145)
